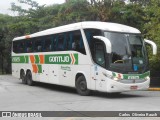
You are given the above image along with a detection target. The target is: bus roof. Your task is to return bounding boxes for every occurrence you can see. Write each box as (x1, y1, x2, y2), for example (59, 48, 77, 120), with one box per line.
(13, 21, 141, 41)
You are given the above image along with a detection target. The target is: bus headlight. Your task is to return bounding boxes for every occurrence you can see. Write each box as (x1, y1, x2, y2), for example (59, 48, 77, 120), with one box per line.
(113, 77, 119, 81)
(103, 72, 122, 81)
(145, 76, 150, 80)
(112, 76, 122, 81)
(112, 73, 123, 81)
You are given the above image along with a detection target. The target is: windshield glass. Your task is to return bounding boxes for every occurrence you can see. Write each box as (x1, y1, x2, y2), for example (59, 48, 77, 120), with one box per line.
(128, 35, 146, 70)
(104, 32, 148, 73)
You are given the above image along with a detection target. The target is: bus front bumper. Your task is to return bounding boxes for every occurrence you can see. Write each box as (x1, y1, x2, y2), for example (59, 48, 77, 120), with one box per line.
(106, 79, 150, 93)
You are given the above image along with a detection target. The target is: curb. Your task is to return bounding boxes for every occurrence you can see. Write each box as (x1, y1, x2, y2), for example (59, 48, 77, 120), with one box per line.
(148, 88, 160, 91)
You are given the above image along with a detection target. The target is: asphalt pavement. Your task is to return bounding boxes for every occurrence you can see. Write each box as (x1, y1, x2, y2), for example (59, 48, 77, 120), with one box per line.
(0, 75, 160, 120)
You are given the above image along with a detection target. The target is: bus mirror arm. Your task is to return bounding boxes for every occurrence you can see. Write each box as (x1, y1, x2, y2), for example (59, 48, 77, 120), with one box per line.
(144, 39, 157, 55)
(93, 36, 111, 53)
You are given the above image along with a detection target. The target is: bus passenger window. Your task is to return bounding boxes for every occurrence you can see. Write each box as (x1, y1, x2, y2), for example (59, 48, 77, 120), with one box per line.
(84, 29, 102, 57)
(44, 37, 52, 52)
(72, 30, 86, 55)
(13, 41, 19, 53)
(19, 41, 25, 53)
(34, 39, 42, 52)
(26, 41, 33, 53)
(64, 33, 70, 50)
(57, 34, 65, 51)
(72, 39, 79, 50)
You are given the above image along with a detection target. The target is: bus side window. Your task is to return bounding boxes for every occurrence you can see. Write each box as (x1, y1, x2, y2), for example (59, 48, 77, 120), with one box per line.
(34, 38, 42, 52)
(13, 40, 26, 53)
(19, 41, 25, 53)
(72, 30, 86, 55)
(57, 34, 65, 51)
(68, 32, 73, 50)
(63, 33, 69, 50)
(84, 29, 102, 58)
(44, 36, 52, 52)
(13, 41, 19, 53)
(26, 39, 33, 53)
(62, 32, 72, 51)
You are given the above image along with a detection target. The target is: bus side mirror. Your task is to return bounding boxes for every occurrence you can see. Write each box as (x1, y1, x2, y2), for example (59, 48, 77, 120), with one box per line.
(144, 39, 157, 55)
(93, 36, 111, 53)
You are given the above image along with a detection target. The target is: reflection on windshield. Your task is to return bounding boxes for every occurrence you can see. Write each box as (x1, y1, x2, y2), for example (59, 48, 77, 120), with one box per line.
(104, 32, 147, 72)
(129, 35, 145, 65)
(104, 32, 130, 64)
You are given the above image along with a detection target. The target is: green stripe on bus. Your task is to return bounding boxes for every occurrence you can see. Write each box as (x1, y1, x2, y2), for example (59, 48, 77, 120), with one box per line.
(37, 65, 42, 73)
(112, 71, 150, 79)
(74, 54, 78, 64)
(12, 56, 26, 63)
(123, 71, 150, 79)
(12, 53, 79, 65)
(35, 55, 40, 64)
(25, 56, 29, 63)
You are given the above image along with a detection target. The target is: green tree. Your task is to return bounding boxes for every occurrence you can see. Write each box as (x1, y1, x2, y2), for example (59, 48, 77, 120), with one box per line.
(143, 0, 160, 72)
(0, 14, 13, 74)
(54, 0, 89, 26)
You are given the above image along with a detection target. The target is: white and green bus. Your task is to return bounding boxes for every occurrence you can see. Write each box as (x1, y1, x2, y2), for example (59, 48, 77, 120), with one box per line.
(12, 21, 157, 95)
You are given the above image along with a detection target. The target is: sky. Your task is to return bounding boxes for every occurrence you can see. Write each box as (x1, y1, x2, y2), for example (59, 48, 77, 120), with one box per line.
(0, 0, 65, 15)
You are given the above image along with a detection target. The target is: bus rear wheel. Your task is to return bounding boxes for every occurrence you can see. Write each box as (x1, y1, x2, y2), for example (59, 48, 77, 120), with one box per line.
(76, 76, 91, 96)
(20, 70, 26, 84)
(26, 71, 34, 86)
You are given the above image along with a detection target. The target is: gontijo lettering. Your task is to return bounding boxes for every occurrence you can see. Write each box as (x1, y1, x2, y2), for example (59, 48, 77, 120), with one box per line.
(45, 54, 78, 65)
(49, 56, 70, 63)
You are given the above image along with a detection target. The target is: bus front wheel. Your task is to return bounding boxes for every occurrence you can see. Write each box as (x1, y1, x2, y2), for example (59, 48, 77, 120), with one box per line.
(76, 76, 91, 96)
(26, 71, 34, 86)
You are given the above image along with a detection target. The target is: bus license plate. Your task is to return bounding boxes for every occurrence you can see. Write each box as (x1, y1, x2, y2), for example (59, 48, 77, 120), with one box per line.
(130, 86, 138, 90)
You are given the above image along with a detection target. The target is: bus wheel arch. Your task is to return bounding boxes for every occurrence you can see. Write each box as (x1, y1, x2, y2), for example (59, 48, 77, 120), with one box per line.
(20, 69, 26, 84)
(75, 73, 91, 96)
(26, 69, 34, 86)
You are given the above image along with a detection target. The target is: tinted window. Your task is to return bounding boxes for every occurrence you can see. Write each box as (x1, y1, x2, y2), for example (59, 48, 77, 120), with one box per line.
(95, 42, 106, 67)
(18, 41, 25, 53)
(13, 30, 86, 54)
(84, 29, 102, 58)
(44, 36, 52, 52)
(13, 41, 19, 53)
(71, 30, 86, 55)
(57, 34, 65, 51)
(84, 29, 102, 46)
(26, 39, 33, 53)
(34, 39, 43, 52)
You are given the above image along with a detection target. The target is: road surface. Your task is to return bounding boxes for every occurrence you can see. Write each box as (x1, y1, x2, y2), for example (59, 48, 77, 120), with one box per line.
(0, 75, 160, 120)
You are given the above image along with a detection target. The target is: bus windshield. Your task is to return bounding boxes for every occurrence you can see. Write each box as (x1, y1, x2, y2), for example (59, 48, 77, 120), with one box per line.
(104, 32, 148, 74)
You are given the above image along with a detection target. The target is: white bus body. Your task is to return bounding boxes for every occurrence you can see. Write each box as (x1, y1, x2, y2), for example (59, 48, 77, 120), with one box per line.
(12, 21, 157, 95)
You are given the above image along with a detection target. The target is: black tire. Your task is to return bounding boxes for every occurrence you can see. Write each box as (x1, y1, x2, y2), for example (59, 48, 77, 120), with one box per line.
(75, 76, 91, 96)
(26, 71, 34, 86)
(21, 70, 27, 84)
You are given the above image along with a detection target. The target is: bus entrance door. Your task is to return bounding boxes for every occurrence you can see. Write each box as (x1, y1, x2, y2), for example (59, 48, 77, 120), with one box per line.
(94, 65, 107, 92)
(94, 41, 107, 92)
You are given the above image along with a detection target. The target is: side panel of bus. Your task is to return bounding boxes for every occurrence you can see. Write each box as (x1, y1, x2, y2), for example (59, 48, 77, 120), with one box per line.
(12, 27, 95, 91)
